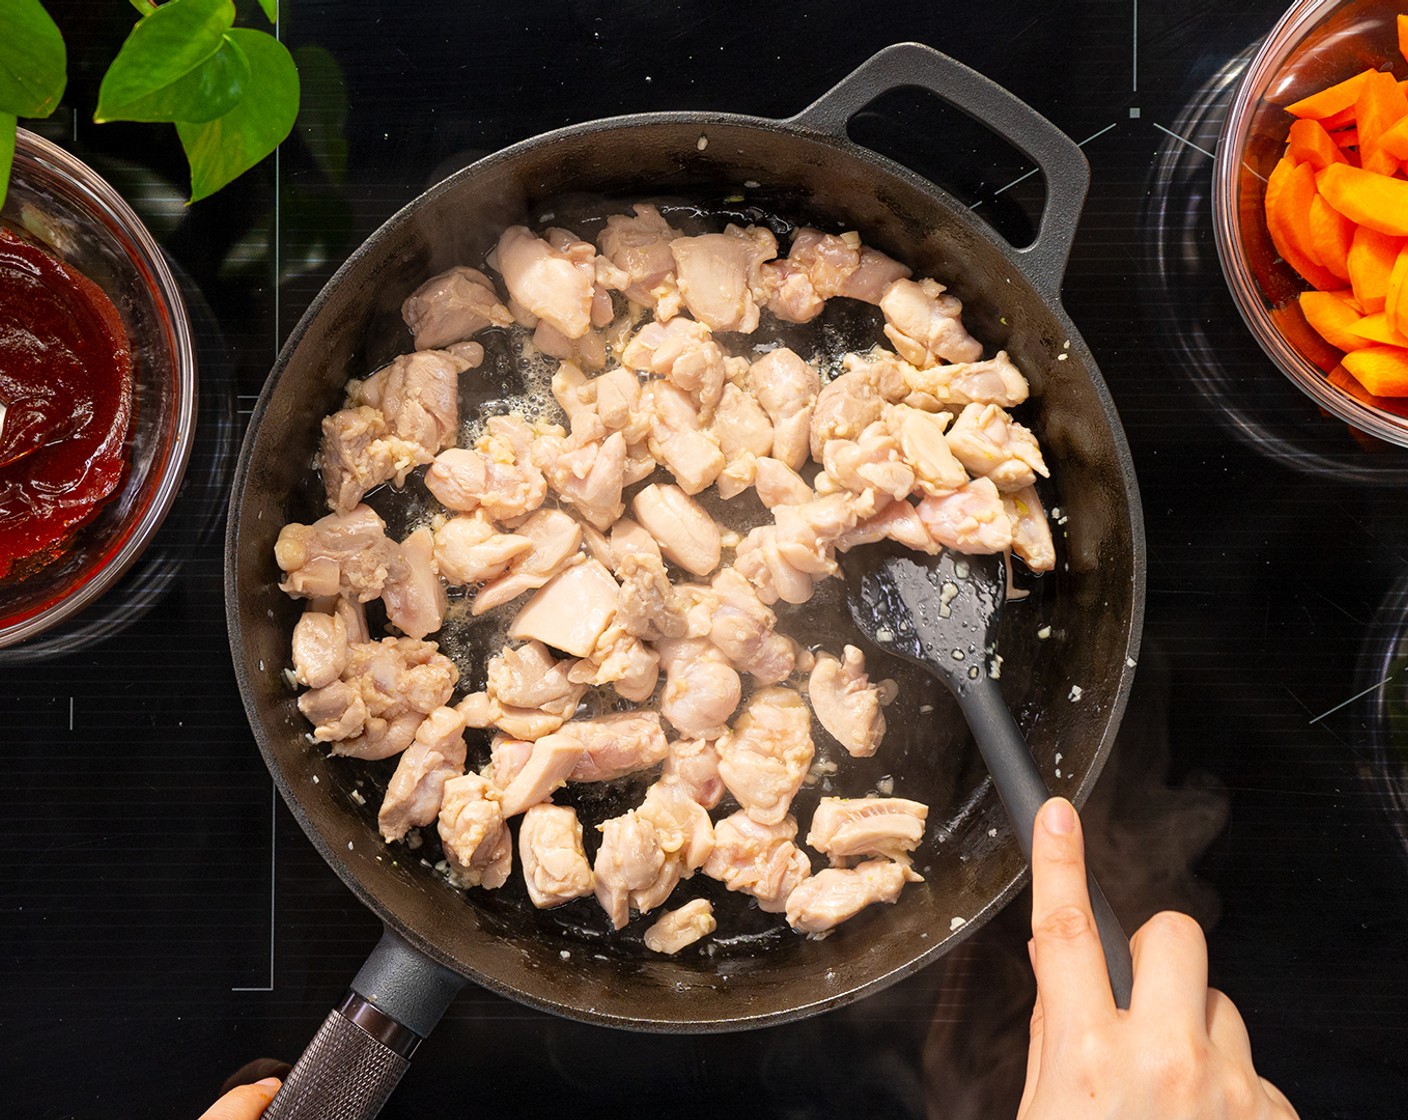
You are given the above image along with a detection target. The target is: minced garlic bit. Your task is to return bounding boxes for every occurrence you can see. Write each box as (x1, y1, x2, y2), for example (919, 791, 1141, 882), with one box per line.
(1037, 625, 1052, 640)
(950, 916, 967, 931)
(875, 627, 895, 643)
(1068, 685, 1083, 702)
(875, 775, 894, 796)
(987, 827, 998, 838)
(350, 789, 366, 806)
(696, 135, 708, 150)
(1126, 656, 1138, 668)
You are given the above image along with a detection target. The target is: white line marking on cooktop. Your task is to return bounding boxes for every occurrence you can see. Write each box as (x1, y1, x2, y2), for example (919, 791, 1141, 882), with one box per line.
(68, 696, 73, 730)
(1132, 0, 1139, 92)
(1077, 121, 1119, 148)
(1308, 673, 1396, 725)
(970, 120, 1121, 209)
(1152, 122, 1216, 161)
(993, 166, 1040, 197)
(232, 782, 277, 991)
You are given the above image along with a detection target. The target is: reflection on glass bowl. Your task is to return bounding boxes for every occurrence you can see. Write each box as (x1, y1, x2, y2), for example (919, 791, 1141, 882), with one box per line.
(1214, 0, 1408, 446)
(0, 129, 197, 649)
(1360, 568, 1408, 862)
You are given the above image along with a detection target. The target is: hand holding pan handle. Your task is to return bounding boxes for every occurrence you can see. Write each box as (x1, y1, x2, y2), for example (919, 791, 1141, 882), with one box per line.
(786, 41, 1090, 302)
(262, 928, 464, 1120)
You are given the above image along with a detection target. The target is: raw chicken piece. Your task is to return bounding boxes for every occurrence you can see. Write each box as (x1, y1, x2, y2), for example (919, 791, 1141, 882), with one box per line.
(438, 773, 512, 890)
(433, 511, 533, 586)
(670, 224, 777, 333)
(615, 552, 689, 641)
(318, 406, 428, 514)
(639, 779, 715, 874)
(519, 803, 595, 908)
(708, 567, 796, 685)
(381, 526, 446, 640)
(291, 610, 348, 689)
(492, 225, 594, 340)
(594, 810, 668, 929)
(784, 859, 909, 935)
(835, 499, 939, 554)
(445, 340, 485, 367)
(747, 349, 819, 471)
(661, 737, 726, 809)
(771, 492, 870, 578)
(644, 899, 716, 954)
(621, 317, 727, 415)
(1004, 485, 1056, 573)
(317, 637, 458, 759)
(818, 421, 915, 503)
(732, 525, 817, 606)
(657, 637, 743, 740)
(630, 484, 721, 577)
(641, 380, 725, 495)
(880, 277, 983, 367)
(810, 360, 906, 461)
(401, 265, 512, 349)
(806, 796, 928, 866)
(471, 508, 583, 614)
(560, 710, 670, 783)
(900, 351, 1030, 409)
(753, 457, 814, 509)
(534, 319, 606, 371)
(807, 646, 895, 757)
(709, 382, 773, 462)
(350, 349, 469, 456)
(779, 228, 911, 304)
(378, 706, 467, 843)
(533, 429, 628, 530)
(276, 505, 405, 603)
(716, 687, 815, 825)
(886, 403, 968, 496)
(596, 203, 683, 311)
(609, 516, 662, 566)
(486, 733, 534, 788)
(916, 477, 1014, 553)
(703, 810, 812, 913)
(943, 403, 1049, 492)
(483, 640, 586, 739)
(567, 624, 661, 703)
(334, 594, 369, 644)
(498, 733, 586, 817)
(425, 447, 547, 521)
(508, 558, 619, 658)
(838, 245, 912, 303)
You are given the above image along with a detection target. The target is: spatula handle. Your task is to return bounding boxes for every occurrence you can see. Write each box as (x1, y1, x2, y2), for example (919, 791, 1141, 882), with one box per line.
(958, 676, 1134, 1009)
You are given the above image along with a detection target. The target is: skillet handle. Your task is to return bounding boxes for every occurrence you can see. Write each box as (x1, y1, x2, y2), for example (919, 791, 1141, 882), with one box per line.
(960, 676, 1134, 1010)
(786, 42, 1089, 300)
(263, 927, 465, 1120)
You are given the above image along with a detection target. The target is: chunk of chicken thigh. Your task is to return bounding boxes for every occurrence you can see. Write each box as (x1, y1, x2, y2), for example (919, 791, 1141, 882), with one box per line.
(656, 637, 743, 740)
(703, 810, 812, 913)
(401, 265, 512, 350)
(630, 484, 722, 577)
(669, 224, 777, 333)
(807, 796, 929, 867)
(470, 507, 583, 615)
(433, 511, 533, 587)
(641, 381, 724, 495)
(425, 447, 547, 521)
(880, 277, 983, 367)
(943, 403, 1049, 492)
(596, 202, 683, 312)
(492, 225, 595, 340)
(784, 859, 909, 935)
(661, 736, 726, 809)
(708, 567, 796, 685)
(291, 609, 349, 689)
(747, 348, 819, 471)
(594, 810, 668, 930)
(915, 477, 1014, 553)
(559, 710, 670, 783)
(438, 773, 512, 890)
(621, 317, 727, 416)
(381, 526, 446, 640)
(497, 733, 586, 818)
(378, 706, 467, 843)
(275, 505, 405, 603)
(508, 558, 619, 658)
(807, 646, 895, 757)
(643, 899, 716, 954)
(1004, 485, 1056, 573)
(900, 351, 1030, 409)
(716, 687, 815, 825)
(532, 428, 628, 530)
(519, 803, 594, 908)
(615, 552, 690, 641)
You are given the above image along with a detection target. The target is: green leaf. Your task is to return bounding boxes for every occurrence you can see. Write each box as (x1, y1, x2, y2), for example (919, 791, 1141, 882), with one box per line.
(95, 0, 237, 124)
(257, 0, 278, 23)
(292, 45, 347, 184)
(0, 0, 66, 118)
(177, 29, 299, 203)
(105, 33, 250, 124)
(0, 113, 16, 209)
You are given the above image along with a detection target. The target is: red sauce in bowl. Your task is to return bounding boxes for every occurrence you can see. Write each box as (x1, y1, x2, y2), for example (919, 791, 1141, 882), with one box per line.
(0, 228, 133, 579)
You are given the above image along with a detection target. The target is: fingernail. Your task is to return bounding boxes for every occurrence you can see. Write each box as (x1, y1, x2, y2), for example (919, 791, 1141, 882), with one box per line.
(1042, 798, 1076, 835)
(255, 1078, 282, 1089)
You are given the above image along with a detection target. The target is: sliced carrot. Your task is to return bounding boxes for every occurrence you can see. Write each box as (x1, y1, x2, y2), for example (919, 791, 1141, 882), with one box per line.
(1342, 345, 1408, 396)
(1317, 163, 1408, 237)
(1287, 117, 1346, 170)
(1319, 104, 1360, 131)
(1400, 14, 1408, 65)
(1354, 70, 1408, 175)
(1332, 127, 1360, 149)
(1266, 158, 1343, 288)
(1286, 69, 1375, 119)
(1348, 311, 1408, 346)
(1272, 302, 1347, 372)
(1301, 289, 1371, 351)
(1386, 247, 1408, 335)
(1347, 225, 1406, 312)
(1308, 193, 1355, 280)
(1381, 114, 1408, 161)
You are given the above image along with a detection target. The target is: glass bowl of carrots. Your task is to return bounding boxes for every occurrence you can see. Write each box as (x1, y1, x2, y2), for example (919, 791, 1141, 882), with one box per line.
(1215, 0, 1408, 445)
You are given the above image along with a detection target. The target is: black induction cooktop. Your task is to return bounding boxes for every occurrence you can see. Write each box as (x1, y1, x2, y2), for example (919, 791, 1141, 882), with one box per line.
(6, 3, 1408, 1117)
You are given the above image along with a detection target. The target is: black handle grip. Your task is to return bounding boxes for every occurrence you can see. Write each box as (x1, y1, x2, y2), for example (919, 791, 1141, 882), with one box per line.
(786, 42, 1090, 300)
(262, 1005, 411, 1120)
(262, 926, 466, 1120)
(959, 675, 1134, 1009)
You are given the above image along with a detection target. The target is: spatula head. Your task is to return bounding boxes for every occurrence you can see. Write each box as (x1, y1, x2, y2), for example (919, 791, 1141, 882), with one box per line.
(842, 545, 1006, 693)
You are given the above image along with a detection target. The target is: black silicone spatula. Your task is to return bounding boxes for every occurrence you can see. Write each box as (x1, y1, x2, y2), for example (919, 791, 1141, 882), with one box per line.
(842, 545, 1133, 1008)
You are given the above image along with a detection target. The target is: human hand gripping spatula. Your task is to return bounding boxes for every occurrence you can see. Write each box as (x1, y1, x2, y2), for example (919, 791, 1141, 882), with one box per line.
(842, 545, 1134, 1008)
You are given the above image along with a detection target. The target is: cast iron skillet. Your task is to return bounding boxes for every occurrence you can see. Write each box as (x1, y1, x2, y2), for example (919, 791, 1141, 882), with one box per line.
(227, 43, 1146, 1119)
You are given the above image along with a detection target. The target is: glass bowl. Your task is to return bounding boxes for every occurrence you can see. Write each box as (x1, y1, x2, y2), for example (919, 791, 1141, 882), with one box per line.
(1214, 0, 1408, 446)
(0, 129, 196, 648)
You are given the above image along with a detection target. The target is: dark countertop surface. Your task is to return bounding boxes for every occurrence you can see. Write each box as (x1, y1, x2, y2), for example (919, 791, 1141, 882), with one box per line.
(6, 2, 1408, 1117)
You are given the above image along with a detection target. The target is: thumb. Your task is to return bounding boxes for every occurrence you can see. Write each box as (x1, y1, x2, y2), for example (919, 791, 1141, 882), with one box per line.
(198, 1078, 281, 1120)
